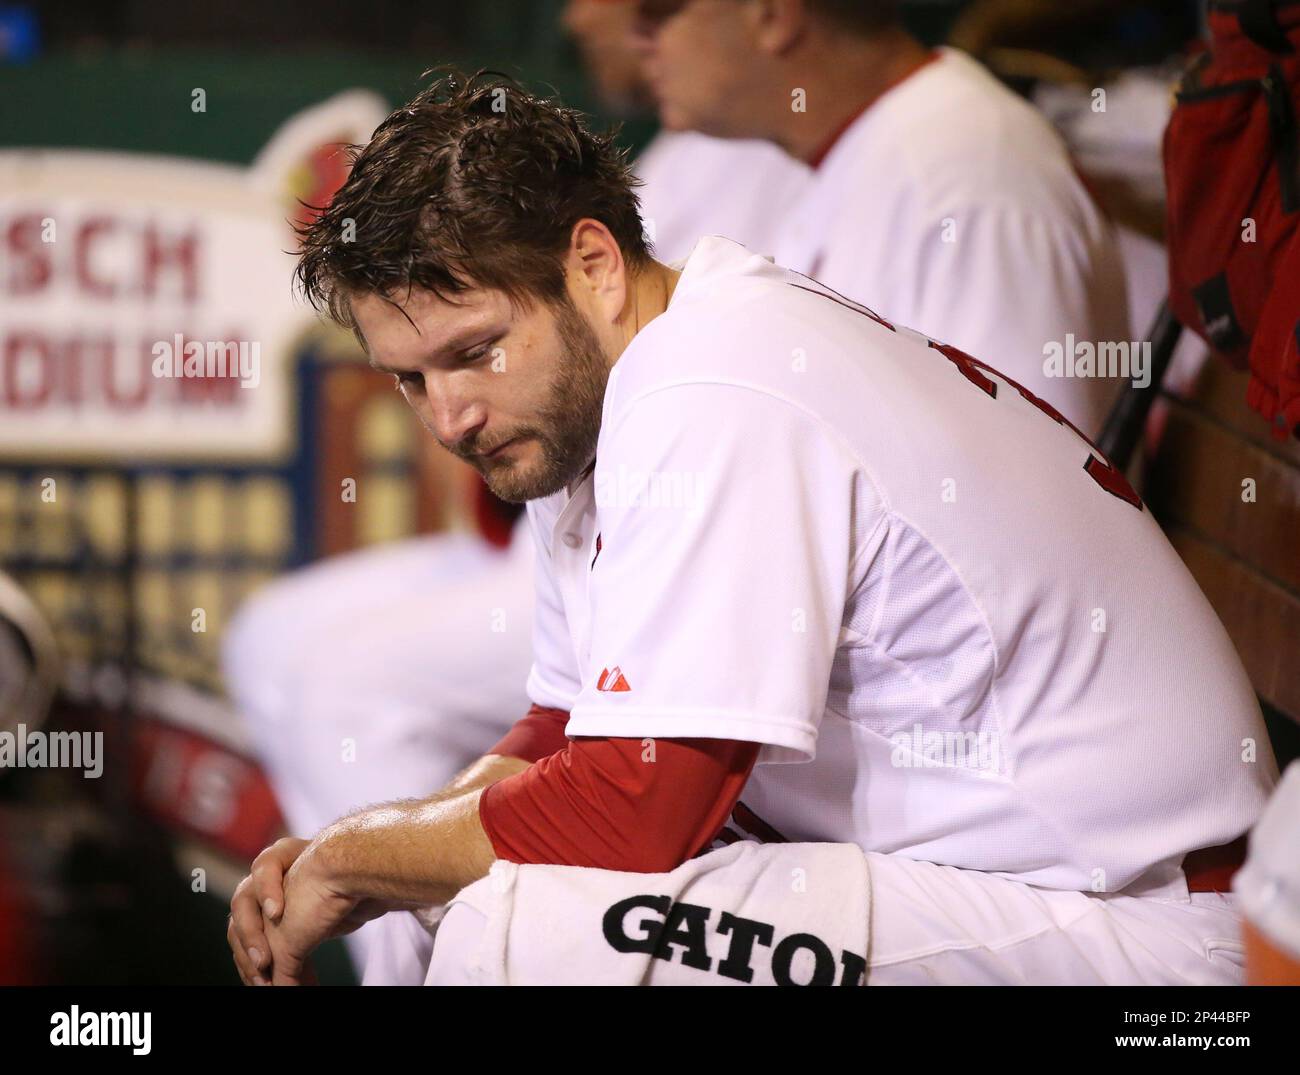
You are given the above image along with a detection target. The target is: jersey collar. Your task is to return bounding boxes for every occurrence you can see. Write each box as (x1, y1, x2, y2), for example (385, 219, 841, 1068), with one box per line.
(805, 49, 942, 170)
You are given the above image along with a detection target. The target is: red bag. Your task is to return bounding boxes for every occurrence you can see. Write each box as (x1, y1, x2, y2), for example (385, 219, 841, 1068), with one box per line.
(1164, 0, 1300, 439)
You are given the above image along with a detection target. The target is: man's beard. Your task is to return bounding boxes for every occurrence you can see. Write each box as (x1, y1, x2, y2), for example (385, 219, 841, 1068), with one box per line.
(480, 295, 610, 504)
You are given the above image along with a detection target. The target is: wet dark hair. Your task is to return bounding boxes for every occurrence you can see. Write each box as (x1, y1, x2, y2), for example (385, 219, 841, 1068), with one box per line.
(295, 69, 650, 331)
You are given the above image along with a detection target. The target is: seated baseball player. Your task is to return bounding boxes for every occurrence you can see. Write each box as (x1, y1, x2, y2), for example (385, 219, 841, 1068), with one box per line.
(227, 72, 1278, 986)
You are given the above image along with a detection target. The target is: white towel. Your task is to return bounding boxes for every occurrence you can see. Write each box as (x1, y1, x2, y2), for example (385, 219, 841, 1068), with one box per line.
(427, 841, 871, 986)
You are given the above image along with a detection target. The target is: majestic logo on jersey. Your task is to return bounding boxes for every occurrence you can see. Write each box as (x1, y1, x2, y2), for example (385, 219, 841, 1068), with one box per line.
(590, 532, 602, 571)
(596, 665, 631, 692)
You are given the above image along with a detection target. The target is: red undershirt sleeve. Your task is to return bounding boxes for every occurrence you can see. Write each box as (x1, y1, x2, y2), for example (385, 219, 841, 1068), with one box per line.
(479, 734, 761, 874)
(488, 703, 572, 764)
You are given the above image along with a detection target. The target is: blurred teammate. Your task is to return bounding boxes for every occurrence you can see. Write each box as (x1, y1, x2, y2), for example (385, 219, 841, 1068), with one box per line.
(634, 0, 1131, 435)
(222, 458, 533, 833)
(562, 0, 809, 260)
(220, 452, 535, 975)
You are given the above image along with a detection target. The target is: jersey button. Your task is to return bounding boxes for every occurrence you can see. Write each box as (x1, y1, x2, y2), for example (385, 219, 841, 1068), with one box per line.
(561, 532, 582, 549)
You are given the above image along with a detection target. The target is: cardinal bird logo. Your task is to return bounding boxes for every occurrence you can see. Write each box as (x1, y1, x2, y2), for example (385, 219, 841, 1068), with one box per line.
(596, 666, 631, 692)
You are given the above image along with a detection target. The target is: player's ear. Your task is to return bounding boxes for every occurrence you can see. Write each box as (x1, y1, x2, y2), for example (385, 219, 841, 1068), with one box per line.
(567, 217, 628, 322)
(752, 0, 808, 55)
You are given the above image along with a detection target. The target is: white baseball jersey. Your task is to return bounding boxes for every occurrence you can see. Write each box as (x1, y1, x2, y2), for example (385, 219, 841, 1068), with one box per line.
(773, 48, 1131, 437)
(525, 235, 1276, 894)
(634, 130, 810, 263)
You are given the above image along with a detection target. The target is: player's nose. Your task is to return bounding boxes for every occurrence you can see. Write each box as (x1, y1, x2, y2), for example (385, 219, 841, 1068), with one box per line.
(423, 379, 486, 452)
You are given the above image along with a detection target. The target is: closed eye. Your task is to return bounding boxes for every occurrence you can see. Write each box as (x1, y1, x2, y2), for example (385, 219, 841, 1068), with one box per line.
(394, 370, 424, 390)
(462, 341, 496, 365)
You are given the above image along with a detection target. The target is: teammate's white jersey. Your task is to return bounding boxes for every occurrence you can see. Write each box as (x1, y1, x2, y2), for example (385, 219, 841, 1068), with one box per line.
(634, 130, 810, 264)
(525, 236, 1276, 895)
(773, 48, 1131, 437)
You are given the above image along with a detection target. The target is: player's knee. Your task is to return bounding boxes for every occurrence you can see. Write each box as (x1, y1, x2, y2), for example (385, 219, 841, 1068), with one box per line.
(221, 578, 306, 706)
